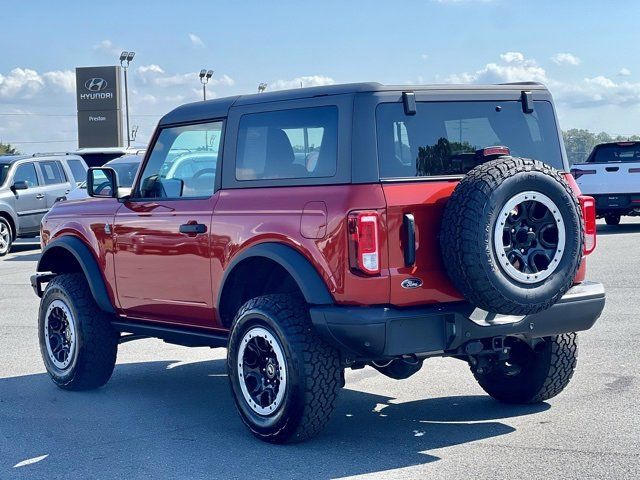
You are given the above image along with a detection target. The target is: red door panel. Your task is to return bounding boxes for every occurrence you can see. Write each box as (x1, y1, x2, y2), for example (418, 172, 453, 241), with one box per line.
(382, 181, 464, 306)
(113, 197, 216, 326)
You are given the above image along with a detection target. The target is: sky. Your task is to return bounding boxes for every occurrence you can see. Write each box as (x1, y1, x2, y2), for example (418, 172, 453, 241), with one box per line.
(1, 0, 639, 153)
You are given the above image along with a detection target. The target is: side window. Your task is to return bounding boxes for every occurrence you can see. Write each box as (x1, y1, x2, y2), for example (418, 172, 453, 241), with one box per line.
(67, 159, 88, 184)
(39, 161, 67, 185)
(137, 121, 222, 199)
(236, 106, 338, 181)
(14, 163, 40, 188)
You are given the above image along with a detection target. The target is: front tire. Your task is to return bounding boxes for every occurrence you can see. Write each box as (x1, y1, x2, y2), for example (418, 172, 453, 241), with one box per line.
(0, 217, 13, 256)
(38, 273, 118, 390)
(605, 214, 621, 225)
(227, 294, 343, 443)
(473, 333, 578, 404)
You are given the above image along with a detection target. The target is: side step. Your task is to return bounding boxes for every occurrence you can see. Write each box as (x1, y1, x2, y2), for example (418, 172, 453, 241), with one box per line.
(111, 320, 228, 348)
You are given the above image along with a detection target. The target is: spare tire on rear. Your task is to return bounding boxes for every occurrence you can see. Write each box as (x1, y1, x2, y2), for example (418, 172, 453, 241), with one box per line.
(440, 157, 583, 315)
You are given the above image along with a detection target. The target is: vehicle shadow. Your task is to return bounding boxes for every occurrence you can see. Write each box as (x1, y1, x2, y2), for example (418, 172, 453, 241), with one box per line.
(8, 242, 40, 253)
(0, 359, 548, 479)
(596, 222, 640, 236)
(4, 252, 41, 262)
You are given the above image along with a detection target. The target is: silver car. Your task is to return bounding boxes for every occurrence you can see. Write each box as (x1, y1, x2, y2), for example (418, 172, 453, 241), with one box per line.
(0, 153, 87, 256)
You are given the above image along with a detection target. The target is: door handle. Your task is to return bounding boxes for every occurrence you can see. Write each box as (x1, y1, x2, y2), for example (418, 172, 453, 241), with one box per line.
(36, 194, 45, 200)
(605, 166, 619, 172)
(403, 213, 416, 267)
(179, 223, 207, 235)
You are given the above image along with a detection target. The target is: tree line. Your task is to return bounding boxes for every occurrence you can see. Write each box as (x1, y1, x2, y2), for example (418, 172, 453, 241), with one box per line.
(563, 129, 640, 165)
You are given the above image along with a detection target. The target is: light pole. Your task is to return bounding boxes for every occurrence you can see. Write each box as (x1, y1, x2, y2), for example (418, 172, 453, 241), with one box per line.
(199, 69, 213, 100)
(258, 82, 267, 93)
(119, 51, 135, 147)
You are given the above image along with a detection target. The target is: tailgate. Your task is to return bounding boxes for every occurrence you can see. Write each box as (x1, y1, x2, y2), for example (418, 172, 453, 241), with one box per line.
(382, 181, 464, 307)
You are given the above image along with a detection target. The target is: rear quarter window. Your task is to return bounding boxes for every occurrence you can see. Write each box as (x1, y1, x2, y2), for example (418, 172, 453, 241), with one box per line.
(236, 106, 338, 181)
(376, 100, 564, 179)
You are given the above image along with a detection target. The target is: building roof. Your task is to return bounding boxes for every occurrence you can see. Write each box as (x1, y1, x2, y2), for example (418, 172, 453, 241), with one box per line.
(159, 81, 549, 126)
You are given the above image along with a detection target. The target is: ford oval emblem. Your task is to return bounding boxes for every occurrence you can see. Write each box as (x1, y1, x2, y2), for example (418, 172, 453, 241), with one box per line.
(401, 278, 423, 289)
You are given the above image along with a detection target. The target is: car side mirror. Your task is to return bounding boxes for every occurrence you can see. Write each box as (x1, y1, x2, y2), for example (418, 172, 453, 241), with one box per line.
(11, 180, 28, 191)
(87, 167, 119, 198)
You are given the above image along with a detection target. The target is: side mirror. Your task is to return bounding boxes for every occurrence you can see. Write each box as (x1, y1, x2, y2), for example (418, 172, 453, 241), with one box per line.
(87, 167, 118, 198)
(12, 180, 29, 191)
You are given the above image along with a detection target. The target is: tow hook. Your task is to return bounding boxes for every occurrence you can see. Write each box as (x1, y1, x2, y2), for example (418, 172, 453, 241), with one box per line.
(464, 336, 511, 375)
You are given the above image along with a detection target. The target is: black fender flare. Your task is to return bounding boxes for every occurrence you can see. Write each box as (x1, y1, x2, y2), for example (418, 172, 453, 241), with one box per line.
(217, 242, 334, 309)
(37, 236, 116, 313)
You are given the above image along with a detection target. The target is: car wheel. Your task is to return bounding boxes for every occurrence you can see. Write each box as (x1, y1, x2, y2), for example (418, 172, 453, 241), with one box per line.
(473, 333, 578, 404)
(227, 294, 343, 443)
(604, 214, 621, 226)
(38, 273, 118, 390)
(0, 217, 13, 256)
(440, 157, 583, 315)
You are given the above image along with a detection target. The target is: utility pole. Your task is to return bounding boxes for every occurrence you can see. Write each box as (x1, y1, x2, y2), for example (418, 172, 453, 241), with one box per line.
(119, 51, 135, 148)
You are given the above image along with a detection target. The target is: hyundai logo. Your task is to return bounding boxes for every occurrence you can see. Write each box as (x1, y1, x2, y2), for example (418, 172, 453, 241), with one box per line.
(84, 78, 108, 92)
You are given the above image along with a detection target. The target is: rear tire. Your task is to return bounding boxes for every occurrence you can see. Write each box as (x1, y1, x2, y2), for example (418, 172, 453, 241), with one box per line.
(227, 294, 343, 443)
(604, 214, 621, 225)
(38, 273, 118, 390)
(0, 217, 13, 256)
(473, 333, 578, 404)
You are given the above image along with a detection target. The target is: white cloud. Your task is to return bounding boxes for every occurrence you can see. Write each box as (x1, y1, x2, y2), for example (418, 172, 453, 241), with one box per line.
(500, 52, 525, 64)
(0, 68, 45, 98)
(271, 75, 335, 90)
(618, 67, 631, 76)
(421, 53, 429, 60)
(137, 64, 165, 75)
(42, 70, 75, 93)
(93, 39, 122, 56)
(551, 52, 581, 66)
(445, 52, 640, 109)
(189, 33, 205, 48)
(446, 51, 547, 84)
(556, 76, 640, 108)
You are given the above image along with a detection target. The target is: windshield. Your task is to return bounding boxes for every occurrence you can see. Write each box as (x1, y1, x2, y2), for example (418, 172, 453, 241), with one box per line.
(585, 143, 640, 164)
(376, 100, 564, 178)
(0, 163, 10, 186)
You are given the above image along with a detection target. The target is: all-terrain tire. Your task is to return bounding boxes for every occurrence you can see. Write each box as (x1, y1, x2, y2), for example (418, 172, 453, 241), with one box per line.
(0, 217, 13, 257)
(440, 157, 584, 315)
(605, 214, 621, 226)
(473, 333, 578, 404)
(38, 273, 118, 390)
(227, 294, 343, 443)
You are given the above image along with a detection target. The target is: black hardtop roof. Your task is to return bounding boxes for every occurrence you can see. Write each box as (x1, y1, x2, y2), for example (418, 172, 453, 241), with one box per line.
(159, 81, 549, 126)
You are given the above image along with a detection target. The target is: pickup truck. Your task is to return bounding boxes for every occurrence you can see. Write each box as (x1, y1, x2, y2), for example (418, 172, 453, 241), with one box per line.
(572, 141, 640, 225)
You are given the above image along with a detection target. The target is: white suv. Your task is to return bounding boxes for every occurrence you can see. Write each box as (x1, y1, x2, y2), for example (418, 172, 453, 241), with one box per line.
(0, 153, 87, 255)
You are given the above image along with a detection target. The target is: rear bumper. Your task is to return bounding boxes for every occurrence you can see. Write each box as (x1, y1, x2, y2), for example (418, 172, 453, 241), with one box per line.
(310, 281, 605, 359)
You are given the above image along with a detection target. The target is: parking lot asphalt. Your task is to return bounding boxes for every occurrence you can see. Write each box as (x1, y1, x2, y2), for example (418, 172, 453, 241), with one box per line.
(0, 220, 639, 480)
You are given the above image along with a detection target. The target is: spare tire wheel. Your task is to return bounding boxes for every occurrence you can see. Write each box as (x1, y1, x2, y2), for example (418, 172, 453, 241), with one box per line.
(440, 157, 583, 315)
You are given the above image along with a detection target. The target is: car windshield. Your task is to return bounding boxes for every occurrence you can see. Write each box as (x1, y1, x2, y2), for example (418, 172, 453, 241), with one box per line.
(376, 100, 564, 178)
(0, 163, 10, 186)
(585, 143, 640, 163)
(110, 162, 140, 187)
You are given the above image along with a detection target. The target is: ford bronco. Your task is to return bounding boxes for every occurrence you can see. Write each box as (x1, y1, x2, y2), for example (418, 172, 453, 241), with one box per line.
(31, 82, 605, 443)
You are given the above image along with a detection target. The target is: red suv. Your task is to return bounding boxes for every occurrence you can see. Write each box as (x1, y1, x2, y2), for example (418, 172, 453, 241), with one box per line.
(31, 82, 605, 443)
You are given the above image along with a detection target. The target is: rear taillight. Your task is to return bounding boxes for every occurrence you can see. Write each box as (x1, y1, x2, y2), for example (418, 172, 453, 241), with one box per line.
(570, 168, 597, 180)
(348, 211, 380, 275)
(579, 196, 596, 255)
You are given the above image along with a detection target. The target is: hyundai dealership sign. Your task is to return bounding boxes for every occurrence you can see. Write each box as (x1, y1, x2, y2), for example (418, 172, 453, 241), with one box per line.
(75, 66, 123, 148)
